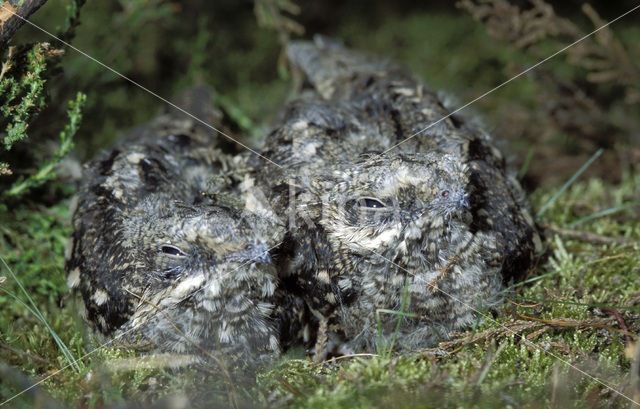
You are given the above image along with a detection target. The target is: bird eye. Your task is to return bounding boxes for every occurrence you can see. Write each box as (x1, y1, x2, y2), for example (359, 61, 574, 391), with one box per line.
(160, 244, 187, 258)
(441, 190, 450, 198)
(358, 197, 386, 209)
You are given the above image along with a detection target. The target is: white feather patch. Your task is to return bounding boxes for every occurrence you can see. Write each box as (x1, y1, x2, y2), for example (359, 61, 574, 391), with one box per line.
(172, 274, 205, 298)
(92, 289, 109, 306)
(67, 267, 81, 289)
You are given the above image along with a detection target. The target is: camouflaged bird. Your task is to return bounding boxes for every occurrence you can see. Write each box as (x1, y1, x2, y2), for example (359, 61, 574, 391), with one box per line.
(255, 37, 541, 354)
(65, 88, 290, 364)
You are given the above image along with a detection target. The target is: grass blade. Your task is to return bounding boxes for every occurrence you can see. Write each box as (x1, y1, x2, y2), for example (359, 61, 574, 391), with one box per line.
(536, 148, 603, 219)
(517, 147, 535, 180)
(568, 201, 640, 227)
(386, 276, 410, 357)
(376, 309, 385, 354)
(0, 287, 40, 317)
(0, 255, 80, 372)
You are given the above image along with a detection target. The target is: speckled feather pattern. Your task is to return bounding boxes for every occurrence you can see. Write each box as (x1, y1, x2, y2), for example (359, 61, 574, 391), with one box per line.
(253, 37, 541, 354)
(67, 40, 541, 362)
(65, 89, 293, 365)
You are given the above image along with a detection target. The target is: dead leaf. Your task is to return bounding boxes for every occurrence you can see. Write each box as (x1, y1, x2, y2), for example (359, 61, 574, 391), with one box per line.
(0, 1, 17, 32)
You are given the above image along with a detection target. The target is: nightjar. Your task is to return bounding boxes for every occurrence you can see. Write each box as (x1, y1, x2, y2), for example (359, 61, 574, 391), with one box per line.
(255, 37, 541, 353)
(65, 88, 290, 364)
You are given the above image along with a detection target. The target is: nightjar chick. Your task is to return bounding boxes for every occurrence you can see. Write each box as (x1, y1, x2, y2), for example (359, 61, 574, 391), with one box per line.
(284, 37, 541, 283)
(278, 153, 501, 352)
(255, 38, 541, 354)
(66, 90, 287, 365)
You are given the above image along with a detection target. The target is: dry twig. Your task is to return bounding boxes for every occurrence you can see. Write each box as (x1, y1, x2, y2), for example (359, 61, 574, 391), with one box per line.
(1, 0, 50, 49)
(540, 222, 637, 246)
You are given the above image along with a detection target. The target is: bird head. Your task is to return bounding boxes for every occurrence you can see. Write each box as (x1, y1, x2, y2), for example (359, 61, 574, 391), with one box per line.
(310, 152, 471, 259)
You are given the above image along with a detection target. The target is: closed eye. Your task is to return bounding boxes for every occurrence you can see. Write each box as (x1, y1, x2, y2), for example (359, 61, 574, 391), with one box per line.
(357, 197, 387, 209)
(160, 244, 187, 258)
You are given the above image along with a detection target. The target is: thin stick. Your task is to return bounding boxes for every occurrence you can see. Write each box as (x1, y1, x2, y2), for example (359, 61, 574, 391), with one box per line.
(540, 222, 636, 246)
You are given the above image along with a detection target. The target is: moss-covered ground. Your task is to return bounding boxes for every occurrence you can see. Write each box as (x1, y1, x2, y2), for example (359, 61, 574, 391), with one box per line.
(1, 2, 638, 408)
(1, 174, 638, 408)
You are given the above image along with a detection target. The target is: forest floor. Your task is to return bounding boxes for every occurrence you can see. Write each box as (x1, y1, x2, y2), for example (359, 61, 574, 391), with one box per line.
(1, 1, 639, 408)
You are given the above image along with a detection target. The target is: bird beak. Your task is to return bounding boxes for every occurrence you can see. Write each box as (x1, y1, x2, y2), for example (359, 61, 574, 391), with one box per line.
(252, 249, 273, 264)
(457, 191, 470, 209)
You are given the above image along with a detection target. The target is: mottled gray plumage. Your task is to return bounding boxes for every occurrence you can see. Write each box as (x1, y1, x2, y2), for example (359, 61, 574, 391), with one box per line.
(67, 38, 542, 360)
(65, 89, 289, 364)
(255, 37, 541, 353)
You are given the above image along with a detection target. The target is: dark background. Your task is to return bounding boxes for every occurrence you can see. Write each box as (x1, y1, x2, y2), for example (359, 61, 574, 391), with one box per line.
(6, 0, 639, 193)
